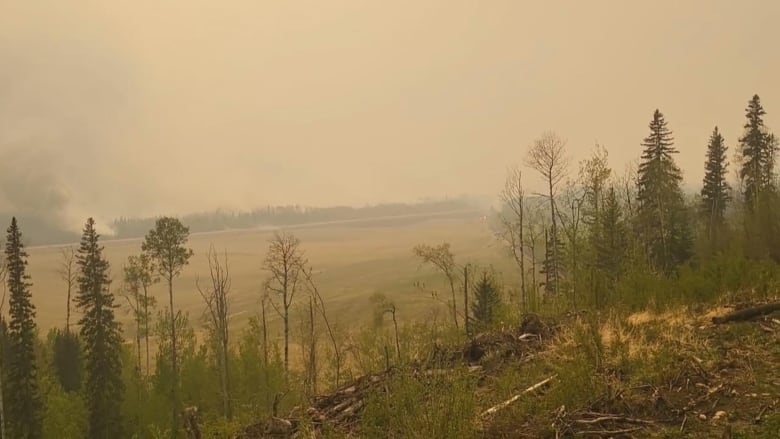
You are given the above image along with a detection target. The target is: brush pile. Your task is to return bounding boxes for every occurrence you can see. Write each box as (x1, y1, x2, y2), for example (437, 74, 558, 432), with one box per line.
(233, 315, 553, 438)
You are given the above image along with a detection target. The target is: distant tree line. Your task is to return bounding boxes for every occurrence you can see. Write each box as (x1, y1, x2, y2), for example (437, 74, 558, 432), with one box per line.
(110, 197, 482, 240)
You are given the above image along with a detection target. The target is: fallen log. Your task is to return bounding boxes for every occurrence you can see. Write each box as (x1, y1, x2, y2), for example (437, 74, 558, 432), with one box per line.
(480, 375, 556, 418)
(712, 301, 780, 324)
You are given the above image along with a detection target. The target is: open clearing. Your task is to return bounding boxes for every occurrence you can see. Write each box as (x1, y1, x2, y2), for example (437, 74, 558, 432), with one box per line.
(25, 210, 513, 337)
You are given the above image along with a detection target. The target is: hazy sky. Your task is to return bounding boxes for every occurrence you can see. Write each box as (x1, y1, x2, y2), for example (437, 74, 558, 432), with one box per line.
(1, 0, 779, 230)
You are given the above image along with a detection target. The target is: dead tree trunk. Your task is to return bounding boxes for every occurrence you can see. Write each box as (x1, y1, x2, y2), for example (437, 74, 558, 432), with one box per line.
(464, 265, 470, 337)
(196, 246, 233, 419)
(263, 232, 305, 379)
(712, 302, 780, 324)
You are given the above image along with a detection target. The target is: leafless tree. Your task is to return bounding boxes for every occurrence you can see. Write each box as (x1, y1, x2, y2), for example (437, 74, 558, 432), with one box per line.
(121, 278, 144, 411)
(299, 297, 318, 396)
(263, 232, 305, 376)
(580, 144, 612, 225)
(497, 167, 527, 310)
(524, 202, 546, 305)
(372, 293, 401, 364)
(196, 245, 232, 419)
(557, 180, 587, 308)
(56, 246, 78, 333)
(299, 265, 342, 388)
(413, 243, 462, 330)
(525, 131, 569, 294)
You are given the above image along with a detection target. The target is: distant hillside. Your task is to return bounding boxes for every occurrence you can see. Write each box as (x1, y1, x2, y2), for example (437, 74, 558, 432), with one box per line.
(0, 197, 487, 246)
(111, 196, 487, 239)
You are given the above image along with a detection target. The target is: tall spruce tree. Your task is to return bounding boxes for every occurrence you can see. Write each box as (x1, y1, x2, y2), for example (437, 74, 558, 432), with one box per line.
(737, 95, 780, 260)
(700, 126, 731, 245)
(4, 217, 42, 438)
(76, 218, 124, 438)
(636, 110, 692, 273)
(739, 95, 777, 209)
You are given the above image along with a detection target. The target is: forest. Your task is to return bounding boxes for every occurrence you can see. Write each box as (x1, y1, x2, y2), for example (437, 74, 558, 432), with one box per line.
(0, 94, 778, 438)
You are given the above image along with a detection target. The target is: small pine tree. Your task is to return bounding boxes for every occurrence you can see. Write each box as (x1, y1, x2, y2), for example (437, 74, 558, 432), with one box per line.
(470, 270, 502, 330)
(540, 228, 564, 294)
(76, 218, 125, 438)
(4, 217, 43, 438)
(700, 127, 731, 249)
(636, 110, 692, 273)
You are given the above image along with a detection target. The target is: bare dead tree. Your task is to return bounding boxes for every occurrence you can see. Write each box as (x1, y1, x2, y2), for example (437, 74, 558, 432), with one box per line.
(463, 264, 472, 336)
(497, 167, 527, 310)
(524, 202, 546, 307)
(372, 293, 401, 363)
(413, 243, 461, 330)
(124, 254, 158, 377)
(307, 297, 317, 395)
(56, 246, 78, 334)
(525, 131, 569, 294)
(260, 293, 271, 407)
(120, 281, 144, 412)
(556, 180, 587, 308)
(195, 245, 232, 419)
(263, 232, 305, 376)
(299, 265, 342, 388)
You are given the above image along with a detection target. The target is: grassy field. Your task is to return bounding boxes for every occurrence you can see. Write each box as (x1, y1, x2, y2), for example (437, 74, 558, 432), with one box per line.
(24, 212, 517, 340)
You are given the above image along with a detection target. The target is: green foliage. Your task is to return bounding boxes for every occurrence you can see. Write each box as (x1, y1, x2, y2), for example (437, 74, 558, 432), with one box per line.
(75, 217, 125, 438)
(361, 367, 477, 438)
(4, 217, 43, 438)
(142, 217, 194, 283)
(593, 187, 628, 305)
(41, 380, 87, 439)
(50, 329, 81, 393)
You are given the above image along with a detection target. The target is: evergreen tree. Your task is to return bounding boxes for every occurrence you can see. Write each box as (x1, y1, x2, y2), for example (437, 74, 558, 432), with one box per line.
(700, 126, 731, 246)
(470, 270, 502, 330)
(737, 95, 780, 261)
(4, 217, 42, 438)
(636, 110, 692, 273)
(594, 187, 627, 304)
(76, 218, 125, 438)
(738, 95, 777, 209)
(51, 330, 82, 393)
(540, 228, 564, 294)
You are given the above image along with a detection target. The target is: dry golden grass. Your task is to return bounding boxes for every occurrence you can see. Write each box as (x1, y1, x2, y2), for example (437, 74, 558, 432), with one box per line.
(24, 216, 515, 340)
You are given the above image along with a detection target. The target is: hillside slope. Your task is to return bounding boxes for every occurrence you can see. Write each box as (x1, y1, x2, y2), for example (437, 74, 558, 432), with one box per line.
(233, 302, 780, 438)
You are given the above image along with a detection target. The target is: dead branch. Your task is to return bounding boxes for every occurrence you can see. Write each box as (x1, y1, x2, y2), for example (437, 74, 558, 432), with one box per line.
(573, 414, 655, 426)
(480, 375, 556, 418)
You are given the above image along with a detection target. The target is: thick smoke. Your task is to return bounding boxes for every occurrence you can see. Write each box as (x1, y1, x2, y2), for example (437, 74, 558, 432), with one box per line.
(0, 18, 138, 241)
